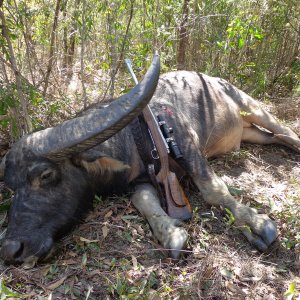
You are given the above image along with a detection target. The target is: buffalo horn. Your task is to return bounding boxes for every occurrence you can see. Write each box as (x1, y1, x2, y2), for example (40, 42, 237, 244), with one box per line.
(17, 53, 160, 160)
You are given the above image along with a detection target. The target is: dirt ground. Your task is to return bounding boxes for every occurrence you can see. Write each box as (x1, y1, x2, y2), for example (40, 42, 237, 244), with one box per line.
(0, 97, 299, 299)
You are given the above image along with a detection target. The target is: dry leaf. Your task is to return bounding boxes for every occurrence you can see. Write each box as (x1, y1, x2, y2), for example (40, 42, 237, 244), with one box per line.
(104, 210, 113, 219)
(148, 289, 161, 300)
(41, 266, 51, 277)
(233, 266, 242, 277)
(102, 225, 109, 238)
(82, 253, 87, 267)
(47, 275, 68, 290)
(68, 251, 78, 258)
(61, 259, 78, 266)
(132, 224, 144, 235)
(131, 255, 138, 269)
(79, 236, 99, 243)
(220, 267, 235, 279)
(225, 281, 246, 295)
(87, 269, 101, 278)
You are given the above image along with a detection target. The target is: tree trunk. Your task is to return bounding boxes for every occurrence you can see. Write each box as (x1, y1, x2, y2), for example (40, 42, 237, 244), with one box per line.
(177, 0, 190, 70)
(107, 8, 117, 98)
(62, 1, 68, 71)
(80, 0, 87, 108)
(43, 0, 61, 97)
(12, 0, 36, 86)
(114, 1, 134, 75)
(64, 0, 79, 80)
(102, 1, 133, 100)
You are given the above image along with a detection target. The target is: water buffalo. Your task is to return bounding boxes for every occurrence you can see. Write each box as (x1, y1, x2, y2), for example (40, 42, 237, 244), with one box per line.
(0, 53, 299, 266)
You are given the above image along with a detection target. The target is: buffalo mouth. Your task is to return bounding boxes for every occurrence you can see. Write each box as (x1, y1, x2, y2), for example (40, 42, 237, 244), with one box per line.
(0, 236, 54, 267)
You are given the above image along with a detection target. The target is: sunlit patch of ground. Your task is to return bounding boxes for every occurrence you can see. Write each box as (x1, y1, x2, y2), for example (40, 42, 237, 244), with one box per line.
(0, 97, 299, 299)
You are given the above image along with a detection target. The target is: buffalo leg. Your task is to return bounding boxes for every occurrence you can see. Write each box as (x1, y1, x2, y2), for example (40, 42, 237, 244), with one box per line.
(131, 183, 188, 258)
(191, 163, 277, 251)
(242, 124, 300, 152)
(242, 125, 284, 145)
(243, 105, 300, 153)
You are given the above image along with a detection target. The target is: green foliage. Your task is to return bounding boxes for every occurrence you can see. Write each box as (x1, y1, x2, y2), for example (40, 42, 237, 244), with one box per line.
(0, 0, 299, 139)
(45, 262, 61, 281)
(269, 175, 300, 251)
(224, 207, 236, 225)
(284, 282, 300, 300)
(0, 82, 16, 121)
(0, 279, 21, 299)
(108, 270, 158, 299)
(229, 149, 249, 161)
(227, 186, 244, 197)
(0, 198, 11, 213)
(0, 80, 45, 136)
(277, 200, 300, 250)
(0, 82, 19, 138)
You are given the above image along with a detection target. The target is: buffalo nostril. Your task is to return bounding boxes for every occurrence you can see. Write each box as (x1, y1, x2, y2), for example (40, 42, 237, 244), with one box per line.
(0, 240, 23, 262)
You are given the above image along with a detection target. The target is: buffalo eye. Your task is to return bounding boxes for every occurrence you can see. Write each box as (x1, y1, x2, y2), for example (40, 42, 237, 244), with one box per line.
(40, 169, 55, 182)
(28, 162, 61, 188)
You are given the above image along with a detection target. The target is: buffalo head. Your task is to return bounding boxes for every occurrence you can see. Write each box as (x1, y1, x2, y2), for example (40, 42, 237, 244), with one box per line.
(0, 54, 160, 266)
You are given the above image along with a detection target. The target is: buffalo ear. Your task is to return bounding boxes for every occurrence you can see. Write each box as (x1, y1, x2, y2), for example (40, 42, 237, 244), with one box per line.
(72, 152, 130, 176)
(90, 157, 131, 174)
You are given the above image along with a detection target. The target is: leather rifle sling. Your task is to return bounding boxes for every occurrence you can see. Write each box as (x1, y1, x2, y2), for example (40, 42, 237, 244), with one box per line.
(125, 56, 192, 220)
(142, 106, 192, 220)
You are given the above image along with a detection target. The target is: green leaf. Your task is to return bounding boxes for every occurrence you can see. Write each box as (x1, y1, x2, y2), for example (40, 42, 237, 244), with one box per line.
(284, 281, 299, 300)
(81, 252, 87, 267)
(224, 208, 235, 225)
(240, 111, 251, 117)
(254, 33, 264, 40)
(228, 186, 244, 197)
(238, 38, 244, 48)
(245, 62, 256, 67)
(0, 201, 11, 213)
(0, 279, 21, 298)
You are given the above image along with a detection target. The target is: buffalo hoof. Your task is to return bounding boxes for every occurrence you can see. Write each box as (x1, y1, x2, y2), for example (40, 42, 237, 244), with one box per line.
(22, 255, 39, 269)
(241, 215, 277, 251)
(148, 215, 188, 259)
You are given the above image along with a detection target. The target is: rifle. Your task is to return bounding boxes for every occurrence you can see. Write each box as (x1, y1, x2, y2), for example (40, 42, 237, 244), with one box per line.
(126, 56, 192, 220)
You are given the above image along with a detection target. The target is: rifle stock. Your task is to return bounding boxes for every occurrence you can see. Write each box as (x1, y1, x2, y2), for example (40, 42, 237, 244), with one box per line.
(143, 107, 192, 220)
